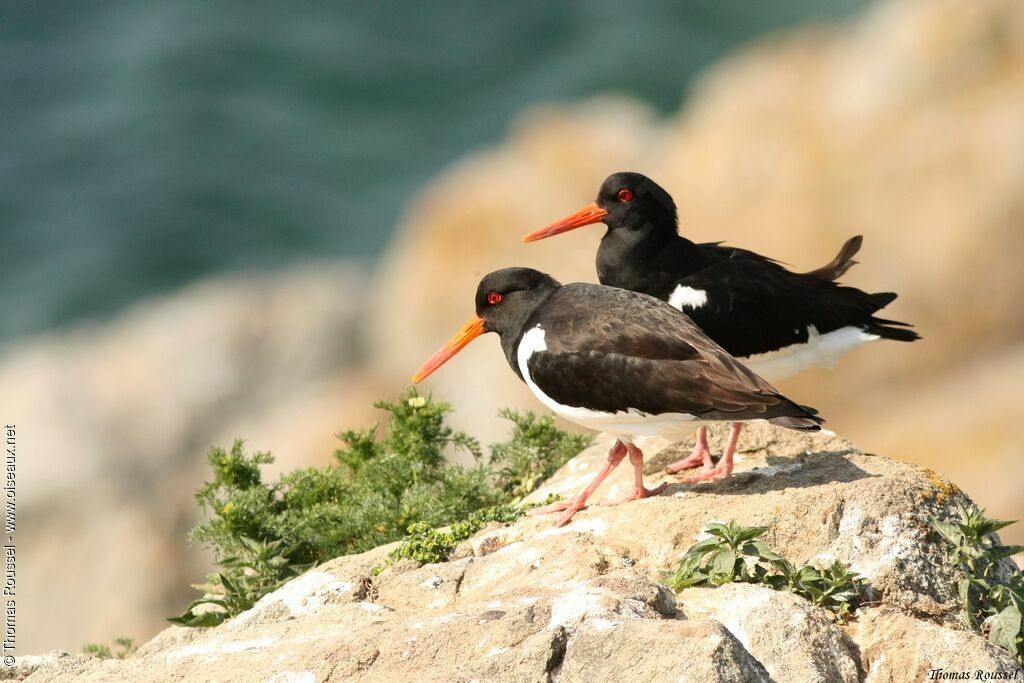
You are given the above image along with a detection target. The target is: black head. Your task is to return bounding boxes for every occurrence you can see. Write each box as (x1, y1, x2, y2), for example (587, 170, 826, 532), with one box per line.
(412, 267, 560, 383)
(474, 267, 560, 336)
(595, 172, 677, 233)
(523, 171, 678, 243)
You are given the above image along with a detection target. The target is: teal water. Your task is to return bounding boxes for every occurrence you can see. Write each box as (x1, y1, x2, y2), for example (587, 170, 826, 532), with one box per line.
(0, 0, 864, 343)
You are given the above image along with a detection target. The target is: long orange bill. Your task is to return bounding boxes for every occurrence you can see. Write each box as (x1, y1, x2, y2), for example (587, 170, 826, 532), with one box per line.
(522, 202, 609, 242)
(411, 316, 486, 383)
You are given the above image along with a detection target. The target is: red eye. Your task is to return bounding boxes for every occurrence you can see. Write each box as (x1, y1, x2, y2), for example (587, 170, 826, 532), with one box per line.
(487, 292, 503, 305)
(618, 188, 633, 202)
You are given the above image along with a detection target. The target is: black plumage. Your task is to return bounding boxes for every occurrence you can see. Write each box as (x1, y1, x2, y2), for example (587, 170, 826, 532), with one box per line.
(523, 172, 919, 485)
(527, 171, 920, 362)
(513, 281, 821, 429)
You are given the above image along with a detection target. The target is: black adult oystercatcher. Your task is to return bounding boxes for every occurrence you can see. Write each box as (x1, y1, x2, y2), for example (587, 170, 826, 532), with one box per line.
(411, 267, 822, 527)
(523, 172, 918, 482)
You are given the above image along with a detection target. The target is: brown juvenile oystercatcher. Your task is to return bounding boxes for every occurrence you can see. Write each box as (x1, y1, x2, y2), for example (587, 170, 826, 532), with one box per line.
(411, 267, 822, 527)
(524, 172, 918, 482)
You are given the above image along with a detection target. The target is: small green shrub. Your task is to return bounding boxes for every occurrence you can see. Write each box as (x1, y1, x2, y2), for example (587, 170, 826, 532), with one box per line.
(171, 390, 590, 627)
(665, 520, 869, 623)
(489, 409, 592, 500)
(931, 506, 1024, 664)
(390, 505, 525, 564)
(82, 637, 137, 660)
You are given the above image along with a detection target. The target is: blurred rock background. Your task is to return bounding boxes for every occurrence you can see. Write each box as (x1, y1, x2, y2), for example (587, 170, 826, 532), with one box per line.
(3, 0, 1023, 656)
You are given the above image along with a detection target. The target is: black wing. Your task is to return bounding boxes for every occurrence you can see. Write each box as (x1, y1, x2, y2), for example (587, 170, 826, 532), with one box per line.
(665, 254, 916, 358)
(523, 284, 821, 427)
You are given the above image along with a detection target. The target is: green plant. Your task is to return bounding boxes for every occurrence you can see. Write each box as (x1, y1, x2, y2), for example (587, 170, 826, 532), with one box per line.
(171, 390, 589, 627)
(82, 637, 137, 660)
(489, 410, 592, 500)
(388, 492, 565, 565)
(665, 521, 869, 623)
(931, 506, 1024, 663)
(390, 504, 524, 564)
(168, 538, 313, 627)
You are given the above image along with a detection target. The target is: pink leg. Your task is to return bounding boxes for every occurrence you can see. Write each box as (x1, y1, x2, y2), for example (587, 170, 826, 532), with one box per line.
(601, 442, 668, 505)
(677, 422, 742, 484)
(664, 425, 713, 474)
(528, 440, 628, 526)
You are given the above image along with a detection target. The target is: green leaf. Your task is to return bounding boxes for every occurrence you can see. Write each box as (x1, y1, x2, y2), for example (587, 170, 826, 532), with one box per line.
(746, 540, 785, 562)
(799, 566, 822, 583)
(801, 584, 825, 604)
(768, 556, 796, 576)
(167, 609, 226, 628)
(218, 572, 241, 596)
(977, 519, 1017, 536)
(673, 572, 710, 589)
(959, 578, 975, 624)
(930, 518, 964, 545)
(988, 545, 1024, 561)
(733, 525, 769, 544)
(674, 552, 707, 579)
(703, 523, 730, 539)
(711, 548, 738, 579)
(987, 604, 1022, 653)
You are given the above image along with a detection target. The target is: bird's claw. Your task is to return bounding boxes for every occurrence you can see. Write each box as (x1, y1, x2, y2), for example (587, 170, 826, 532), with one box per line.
(600, 482, 668, 506)
(677, 464, 733, 484)
(664, 452, 713, 474)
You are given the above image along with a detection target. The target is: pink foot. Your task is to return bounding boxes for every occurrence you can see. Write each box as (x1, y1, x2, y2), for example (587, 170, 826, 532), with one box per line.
(529, 440, 630, 527)
(554, 505, 585, 527)
(600, 482, 668, 506)
(526, 500, 585, 527)
(665, 426, 713, 474)
(664, 450, 711, 474)
(677, 422, 742, 484)
(526, 440, 669, 527)
(527, 501, 573, 516)
(676, 461, 733, 483)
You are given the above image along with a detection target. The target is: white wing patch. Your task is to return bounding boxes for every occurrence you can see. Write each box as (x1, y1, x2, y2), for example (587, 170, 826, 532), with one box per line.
(742, 325, 880, 382)
(517, 325, 697, 441)
(667, 285, 708, 311)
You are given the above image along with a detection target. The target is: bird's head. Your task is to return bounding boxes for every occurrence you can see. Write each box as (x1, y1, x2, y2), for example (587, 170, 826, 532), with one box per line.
(411, 267, 560, 383)
(522, 172, 677, 243)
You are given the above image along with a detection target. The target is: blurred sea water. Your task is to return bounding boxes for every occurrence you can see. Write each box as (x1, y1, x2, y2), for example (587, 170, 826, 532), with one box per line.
(0, 0, 863, 343)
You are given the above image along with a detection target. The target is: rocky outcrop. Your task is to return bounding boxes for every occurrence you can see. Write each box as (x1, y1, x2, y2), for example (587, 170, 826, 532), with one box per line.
(14, 426, 1023, 682)
(849, 607, 1021, 682)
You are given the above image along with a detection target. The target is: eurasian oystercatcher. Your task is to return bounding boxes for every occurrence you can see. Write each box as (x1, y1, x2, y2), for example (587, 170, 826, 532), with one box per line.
(524, 172, 919, 482)
(411, 267, 822, 526)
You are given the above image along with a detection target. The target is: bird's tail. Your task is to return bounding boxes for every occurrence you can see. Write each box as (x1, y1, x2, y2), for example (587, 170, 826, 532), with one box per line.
(865, 315, 921, 342)
(768, 403, 824, 432)
(804, 235, 863, 281)
(804, 235, 920, 342)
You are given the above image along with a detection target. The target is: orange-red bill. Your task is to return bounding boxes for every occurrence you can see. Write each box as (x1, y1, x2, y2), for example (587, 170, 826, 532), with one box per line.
(411, 316, 486, 384)
(522, 202, 609, 242)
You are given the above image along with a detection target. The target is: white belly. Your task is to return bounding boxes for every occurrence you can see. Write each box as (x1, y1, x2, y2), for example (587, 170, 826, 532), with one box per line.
(517, 325, 699, 442)
(741, 325, 879, 382)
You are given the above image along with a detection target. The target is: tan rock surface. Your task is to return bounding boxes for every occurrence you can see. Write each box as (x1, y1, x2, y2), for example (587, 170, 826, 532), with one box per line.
(848, 607, 1022, 682)
(15, 427, 1023, 682)
(679, 583, 862, 683)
